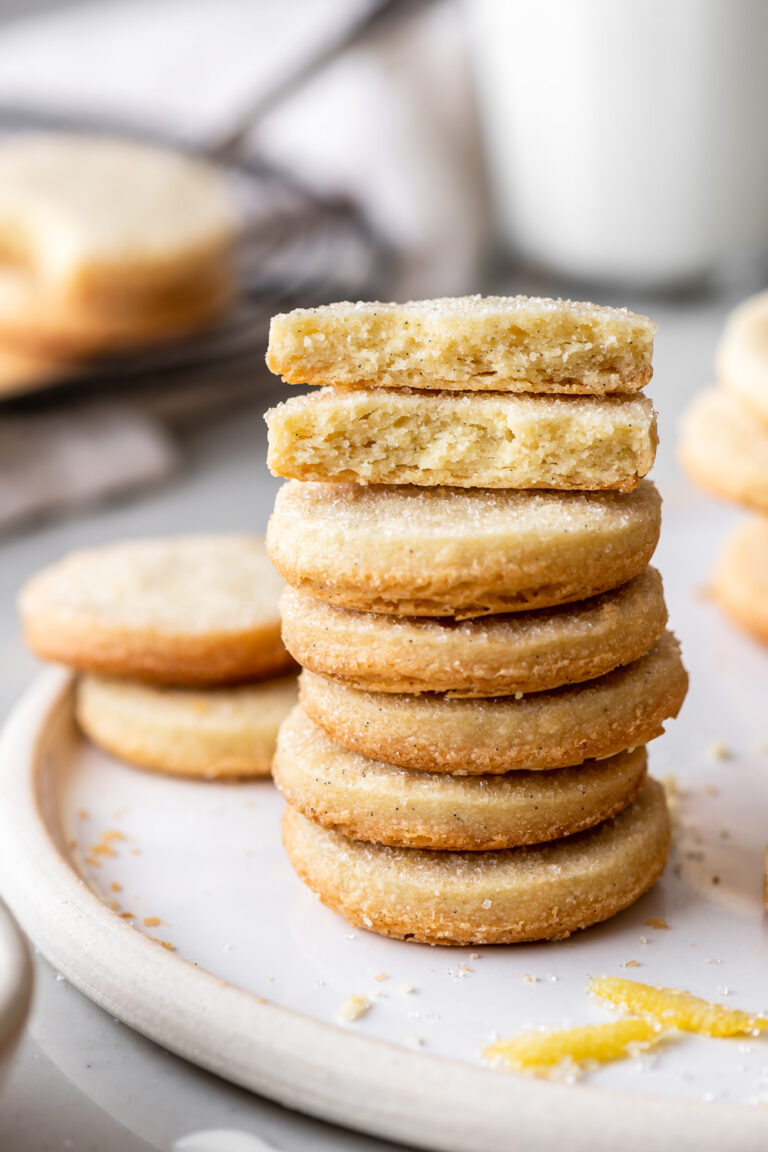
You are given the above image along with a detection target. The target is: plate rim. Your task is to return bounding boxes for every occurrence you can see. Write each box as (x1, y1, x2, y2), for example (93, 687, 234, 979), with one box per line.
(0, 668, 766, 1152)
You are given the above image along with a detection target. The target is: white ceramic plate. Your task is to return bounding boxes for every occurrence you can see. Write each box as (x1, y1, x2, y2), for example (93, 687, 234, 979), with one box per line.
(1, 494, 768, 1152)
(0, 898, 32, 1092)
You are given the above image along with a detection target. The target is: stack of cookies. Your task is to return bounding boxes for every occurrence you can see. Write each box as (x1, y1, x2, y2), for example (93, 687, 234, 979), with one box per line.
(0, 133, 235, 395)
(19, 536, 297, 780)
(680, 290, 768, 646)
(265, 296, 688, 946)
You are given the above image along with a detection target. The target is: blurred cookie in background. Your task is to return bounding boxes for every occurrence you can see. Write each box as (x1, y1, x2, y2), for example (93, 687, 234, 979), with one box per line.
(0, 132, 236, 358)
(680, 289, 768, 647)
(715, 518, 768, 648)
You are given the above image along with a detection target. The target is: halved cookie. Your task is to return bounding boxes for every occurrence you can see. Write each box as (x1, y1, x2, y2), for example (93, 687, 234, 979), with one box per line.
(267, 296, 656, 393)
(266, 388, 656, 492)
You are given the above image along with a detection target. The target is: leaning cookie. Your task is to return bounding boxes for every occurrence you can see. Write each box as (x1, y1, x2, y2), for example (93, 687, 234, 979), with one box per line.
(267, 480, 661, 617)
(266, 296, 656, 393)
(299, 632, 688, 774)
(274, 705, 648, 850)
(282, 779, 670, 945)
(77, 673, 298, 778)
(20, 535, 294, 685)
(714, 518, 768, 647)
(679, 388, 768, 514)
(279, 569, 667, 696)
(266, 389, 657, 492)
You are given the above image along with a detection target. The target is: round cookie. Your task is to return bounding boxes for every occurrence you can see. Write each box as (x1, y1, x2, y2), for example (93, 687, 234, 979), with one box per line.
(717, 289, 768, 425)
(20, 535, 294, 685)
(279, 568, 667, 696)
(679, 388, 768, 514)
(714, 518, 768, 646)
(282, 778, 670, 945)
(299, 632, 688, 775)
(274, 705, 648, 850)
(77, 673, 298, 778)
(267, 480, 662, 617)
(0, 270, 231, 355)
(0, 133, 236, 353)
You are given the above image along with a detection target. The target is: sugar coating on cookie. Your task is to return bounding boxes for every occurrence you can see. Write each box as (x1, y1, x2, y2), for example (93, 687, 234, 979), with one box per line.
(267, 480, 662, 617)
(717, 290, 768, 424)
(77, 673, 298, 778)
(266, 295, 656, 393)
(281, 778, 670, 945)
(680, 388, 768, 514)
(20, 534, 293, 685)
(299, 632, 687, 774)
(266, 388, 657, 492)
(279, 568, 667, 696)
(715, 518, 768, 646)
(274, 705, 648, 850)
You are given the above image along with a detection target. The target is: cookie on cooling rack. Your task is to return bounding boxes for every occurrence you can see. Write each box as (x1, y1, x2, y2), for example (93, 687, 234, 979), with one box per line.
(0, 133, 236, 353)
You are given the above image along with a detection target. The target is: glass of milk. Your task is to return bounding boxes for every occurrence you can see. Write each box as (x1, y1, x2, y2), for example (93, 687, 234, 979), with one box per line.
(465, 0, 768, 287)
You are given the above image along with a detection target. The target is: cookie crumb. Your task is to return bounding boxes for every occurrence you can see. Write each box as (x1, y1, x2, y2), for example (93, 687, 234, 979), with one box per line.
(339, 994, 370, 1022)
(373, 971, 388, 982)
(644, 917, 669, 930)
(707, 740, 731, 762)
(143, 916, 162, 927)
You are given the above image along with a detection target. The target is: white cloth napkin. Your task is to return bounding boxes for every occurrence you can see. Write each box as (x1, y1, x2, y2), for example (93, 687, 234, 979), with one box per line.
(0, 404, 179, 532)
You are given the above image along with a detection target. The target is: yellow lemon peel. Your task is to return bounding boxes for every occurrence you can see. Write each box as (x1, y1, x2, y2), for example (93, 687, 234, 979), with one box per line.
(589, 976, 768, 1037)
(483, 1017, 662, 1073)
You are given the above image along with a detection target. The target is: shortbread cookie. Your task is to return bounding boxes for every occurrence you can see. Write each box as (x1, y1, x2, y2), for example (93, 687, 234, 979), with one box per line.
(20, 535, 293, 685)
(0, 344, 68, 396)
(0, 270, 230, 354)
(266, 296, 656, 393)
(267, 480, 661, 617)
(0, 133, 235, 352)
(717, 290, 768, 424)
(282, 778, 670, 944)
(77, 673, 298, 778)
(279, 568, 667, 696)
(714, 518, 768, 646)
(299, 632, 687, 774)
(274, 706, 648, 849)
(679, 388, 768, 513)
(266, 388, 657, 492)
